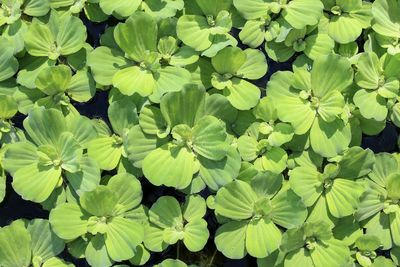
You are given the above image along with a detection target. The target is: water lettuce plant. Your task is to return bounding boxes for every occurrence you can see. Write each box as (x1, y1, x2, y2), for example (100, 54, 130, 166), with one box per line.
(126, 86, 240, 190)
(0, 219, 71, 267)
(2, 107, 98, 203)
(50, 173, 145, 266)
(1, 0, 400, 266)
(144, 195, 209, 253)
(267, 53, 353, 157)
(214, 174, 307, 259)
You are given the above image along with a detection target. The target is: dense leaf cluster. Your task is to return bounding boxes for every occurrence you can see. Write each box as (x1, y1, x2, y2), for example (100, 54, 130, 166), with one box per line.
(0, 0, 400, 266)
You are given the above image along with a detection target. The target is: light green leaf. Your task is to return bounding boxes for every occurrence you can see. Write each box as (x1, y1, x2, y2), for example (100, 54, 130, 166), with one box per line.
(35, 65, 72, 95)
(105, 217, 144, 261)
(12, 163, 61, 203)
(49, 203, 88, 240)
(246, 218, 281, 258)
(211, 46, 246, 75)
(176, 15, 212, 52)
(66, 156, 101, 196)
(215, 221, 247, 259)
(100, 0, 141, 17)
(88, 46, 129, 86)
(310, 118, 351, 158)
(107, 173, 142, 212)
(143, 144, 196, 189)
(81, 186, 118, 216)
(113, 66, 155, 97)
(311, 53, 353, 97)
(354, 89, 388, 121)
(0, 221, 31, 267)
(23, 108, 67, 146)
(87, 136, 122, 171)
(289, 166, 323, 207)
(267, 71, 316, 135)
(198, 146, 241, 191)
(355, 52, 381, 89)
(161, 86, 205, 128)
(28, 219, 65, 261)
(215, 180, 258, 220)
(283, 0, 323, 29)
(236, 48, 268, 80)
(85, 235, 113, 267)
(149, 196, 182, 228)
(371, 0, 400, 38)
(326, 179, 365, 217)
(114, 12, 158, 62)
(183, 219, 209, 252)
(224, 78, 260, 110)
(0, 38, 18, 82)
(192, 115, 228, 160)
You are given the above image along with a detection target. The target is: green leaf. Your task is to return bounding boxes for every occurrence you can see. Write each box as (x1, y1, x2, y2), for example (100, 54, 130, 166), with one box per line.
(36, 66, 71, 96)
(0, 221, 31, 267)
(125, 125, 168, 168)
(88, 46, 129, 86)
(267, 71, 316, 135)
(0, 95, 18, 119)
(24, 20, 56, 59)
(224, 78, 260, 110)
(326, 179, 365, 217)
(289, 166, 323, 207)
(149, 196, 182, 228)
(212, 46, 246, 75)
(12, 163, 61, 203)
(311, 53, 353, 97)
(56, 14, 87, 56)
(271, 189, 308, 228)
(282, 0, 323, 29)
(143, 144, 196, 189)
(161, 86, 205, 128)
(192, 116, 228, 160)
(369, 153, 398, 187)
(304, 33, 335, 61)
(87, 136, 123, 171)
(107, 173, 142, 212)
(80, 186, 118, 216)
(183, 219, 209, 252)
(355, 52, 381, 89)
(239, 20, 265, 48)
(215, 180, 258, 220)
(2, 142, 38, 175)
(0, 37, 18, 82)
(100, 0, 141, 17)
(28, 219, 65, 261)
(259, 147, 288, 174)
(328, 14, 363, 43)
(354, 89, 388, 121)
(113, 66, 155, 97)
(215, 221, 247, 259)
(198, 146, 241, 191)
(105, 217, 144, 261)
(23, 108, 67, 146)
(318, 90, 345, 122)
(67, 70, 96, 103)
(58, 132, 82, 173)
(337, 147, 375, 178)
(246, 218, 281, 258)
(310, 240, 351, 267)
(108, 98, 138, 135)
(236, 48, 268, 80)
(310, 118, 351, 158)
(139, 106, 169, 136)
(371, 0, 400, 38)
(49, 203, 88, 240)
(85, 235, 113, 267)
(176, 15, 212, 52)
(66, 156, 101, 196)
(183, 195, 207, 221)
(114, 12, 158, 62)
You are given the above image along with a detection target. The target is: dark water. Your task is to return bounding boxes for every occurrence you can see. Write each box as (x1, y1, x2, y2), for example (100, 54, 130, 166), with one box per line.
(1, 12, 398, 267)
